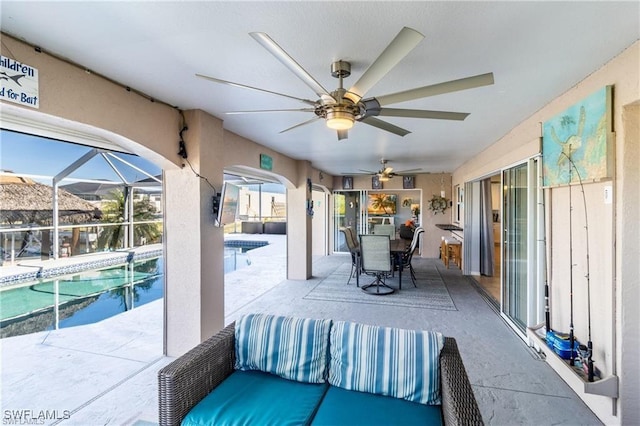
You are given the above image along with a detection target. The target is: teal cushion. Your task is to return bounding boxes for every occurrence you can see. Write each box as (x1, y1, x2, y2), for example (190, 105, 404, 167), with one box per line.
(181, 370, 328, 426)
(311, 386, 443, 426)
(328, 321, 444, 405)
(235, 313, 332, 383)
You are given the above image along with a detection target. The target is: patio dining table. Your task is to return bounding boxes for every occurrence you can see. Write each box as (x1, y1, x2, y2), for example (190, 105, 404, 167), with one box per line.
(390, 239, 410, 290)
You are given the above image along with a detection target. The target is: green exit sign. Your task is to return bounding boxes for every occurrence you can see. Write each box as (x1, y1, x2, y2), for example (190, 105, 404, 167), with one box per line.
(260, 154, 273, 171)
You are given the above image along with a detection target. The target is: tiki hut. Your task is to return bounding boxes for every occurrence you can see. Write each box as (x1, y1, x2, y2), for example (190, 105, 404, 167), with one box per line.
(0, 174, 101, 226)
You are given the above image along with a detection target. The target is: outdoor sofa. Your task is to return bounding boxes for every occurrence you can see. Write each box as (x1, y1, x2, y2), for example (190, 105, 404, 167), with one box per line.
(158, 313, 483, 426)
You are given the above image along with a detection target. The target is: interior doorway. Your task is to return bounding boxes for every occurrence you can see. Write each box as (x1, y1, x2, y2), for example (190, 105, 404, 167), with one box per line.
(333, 191, 364, 252)
(473, 174, 502, 305)
(312, 188, 328, 256)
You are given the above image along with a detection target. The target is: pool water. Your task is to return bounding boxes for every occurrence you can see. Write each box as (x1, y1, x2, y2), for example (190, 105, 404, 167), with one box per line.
(1, 242, 267, 338)
(223, 240, 268, 273)
(0, 257, 163, 338)
(224, 240, 268, 253)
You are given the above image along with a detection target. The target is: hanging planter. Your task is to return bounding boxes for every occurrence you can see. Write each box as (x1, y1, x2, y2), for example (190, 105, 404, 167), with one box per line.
(427, 194, 449, 215)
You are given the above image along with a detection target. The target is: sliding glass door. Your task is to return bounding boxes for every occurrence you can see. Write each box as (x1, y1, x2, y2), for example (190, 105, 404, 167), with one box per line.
(333, 191, 366, 253)
(502, 161, 536, 331)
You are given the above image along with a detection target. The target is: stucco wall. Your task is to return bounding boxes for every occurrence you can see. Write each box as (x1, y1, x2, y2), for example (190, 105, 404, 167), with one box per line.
(452, 41, 640, 424)
(223, 130, 298, 186)
(1, 36, 181, 170)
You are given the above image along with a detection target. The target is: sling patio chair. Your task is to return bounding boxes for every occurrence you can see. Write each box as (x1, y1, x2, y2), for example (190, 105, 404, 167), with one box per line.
(359, 234, 394, 295)
(340, 227, 361, 286)
(398, 226, 425, 287)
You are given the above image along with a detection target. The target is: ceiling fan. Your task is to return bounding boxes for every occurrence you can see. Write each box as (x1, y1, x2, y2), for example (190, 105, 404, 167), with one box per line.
(358, 159, 419, 182)
(197, 27, 494, 140)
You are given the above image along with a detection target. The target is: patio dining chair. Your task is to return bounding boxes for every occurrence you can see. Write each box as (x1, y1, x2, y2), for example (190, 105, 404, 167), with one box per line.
(340, 227, 360, 286)
(399, 226, 424, 287)
(359, 234, 394, 295)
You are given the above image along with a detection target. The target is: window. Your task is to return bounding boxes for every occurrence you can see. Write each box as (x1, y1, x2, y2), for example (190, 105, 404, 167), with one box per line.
(454, 185, 463, 223)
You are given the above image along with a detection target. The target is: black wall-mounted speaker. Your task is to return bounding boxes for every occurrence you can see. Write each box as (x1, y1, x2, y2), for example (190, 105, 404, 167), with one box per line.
(212, 193, 221, 217)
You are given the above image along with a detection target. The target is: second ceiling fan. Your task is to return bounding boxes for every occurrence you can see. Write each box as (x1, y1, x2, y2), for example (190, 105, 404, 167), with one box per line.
(358, 159, 419, 182)
(197, 27, 494, 140)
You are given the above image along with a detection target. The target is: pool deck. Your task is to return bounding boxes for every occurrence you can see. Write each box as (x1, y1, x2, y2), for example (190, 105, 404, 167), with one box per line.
(0, 234, 602, 425)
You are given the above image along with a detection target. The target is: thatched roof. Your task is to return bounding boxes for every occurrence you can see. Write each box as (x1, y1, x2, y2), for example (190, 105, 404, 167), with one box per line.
(0, 175, 100, 225)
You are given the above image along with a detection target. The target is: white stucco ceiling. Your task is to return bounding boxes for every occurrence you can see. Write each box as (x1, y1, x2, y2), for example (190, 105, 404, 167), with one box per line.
(1, 1, 638, 176)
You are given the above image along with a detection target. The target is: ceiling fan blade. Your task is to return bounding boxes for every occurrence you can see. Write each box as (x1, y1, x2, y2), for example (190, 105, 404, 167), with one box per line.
(395, 168, 421, 174)
(279, 117, 321, 134)
(346, 27, 424, 103)
(379, 108, 469, 121)
(250, 32, 334, 102)
(226, 108, 316, 115)
(196, 74, 317, 106)
(360, 117, 411, 137)
(376, 72, 495, 106)
(337, 130, 349, 141)
(358, 169, 376, 174)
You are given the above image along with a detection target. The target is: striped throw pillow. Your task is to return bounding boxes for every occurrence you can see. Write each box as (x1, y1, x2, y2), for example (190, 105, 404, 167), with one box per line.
(328, 321, 445, 405)
(234, 313, 332, 383)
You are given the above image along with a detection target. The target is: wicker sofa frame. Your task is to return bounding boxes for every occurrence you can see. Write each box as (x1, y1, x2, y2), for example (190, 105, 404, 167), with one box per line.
(158, 322, 484, 426)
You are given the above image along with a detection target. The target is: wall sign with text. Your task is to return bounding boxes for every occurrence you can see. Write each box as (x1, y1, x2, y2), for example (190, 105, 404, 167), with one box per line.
(0, 56, 39, 108)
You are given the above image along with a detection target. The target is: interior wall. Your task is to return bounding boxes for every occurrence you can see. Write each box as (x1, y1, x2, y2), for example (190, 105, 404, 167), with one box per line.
(332, 173, 453, 257)
(415, 173, 453, 258)
(452, 41, 640, 424)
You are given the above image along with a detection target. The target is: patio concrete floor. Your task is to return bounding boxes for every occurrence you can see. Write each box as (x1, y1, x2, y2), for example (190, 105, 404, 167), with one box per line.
(0, 234, 602, 425)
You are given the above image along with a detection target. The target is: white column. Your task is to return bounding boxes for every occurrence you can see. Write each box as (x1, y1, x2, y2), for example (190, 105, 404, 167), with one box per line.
(287, 161, 313, 280)
(164, 110, 224, 356)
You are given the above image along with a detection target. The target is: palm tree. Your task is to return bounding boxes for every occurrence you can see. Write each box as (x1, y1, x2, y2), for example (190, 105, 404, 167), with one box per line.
(369, 193, 396, 215)
(97, 189, 161, 251)
(108, 258, 161, 310)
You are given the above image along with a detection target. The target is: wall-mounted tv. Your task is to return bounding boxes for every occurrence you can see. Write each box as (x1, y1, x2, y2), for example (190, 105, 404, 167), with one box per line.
(367, 193, 397, 215)
(215, 182, 240, 227)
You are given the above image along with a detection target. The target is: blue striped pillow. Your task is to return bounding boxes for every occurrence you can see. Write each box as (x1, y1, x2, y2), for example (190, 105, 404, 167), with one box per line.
(234, 313, 332, 383)
(328, 321, 445, 405)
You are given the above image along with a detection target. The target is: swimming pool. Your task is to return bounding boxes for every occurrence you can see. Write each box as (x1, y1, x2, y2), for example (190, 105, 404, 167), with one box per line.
(0, 257, 163, 338)
(223, 240, 268, 273)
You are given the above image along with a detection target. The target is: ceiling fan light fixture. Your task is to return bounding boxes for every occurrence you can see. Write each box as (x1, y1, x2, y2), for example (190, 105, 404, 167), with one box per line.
(326, 109, 355, 130)
(379, 176, 390, 182)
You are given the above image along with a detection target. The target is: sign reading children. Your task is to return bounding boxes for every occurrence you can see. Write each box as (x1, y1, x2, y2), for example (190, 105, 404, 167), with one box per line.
(0, 55, 39, 108)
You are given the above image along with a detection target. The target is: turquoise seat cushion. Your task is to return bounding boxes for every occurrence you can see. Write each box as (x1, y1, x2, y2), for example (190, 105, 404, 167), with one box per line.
(182, 370, 328, 426)
(329, 320, 445, 405)
(235, 313, 333, 383)
(311, 386, 443, 426)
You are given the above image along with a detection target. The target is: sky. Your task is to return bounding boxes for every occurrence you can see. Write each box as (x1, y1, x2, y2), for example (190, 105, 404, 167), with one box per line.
(0, 129, 161, 184)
